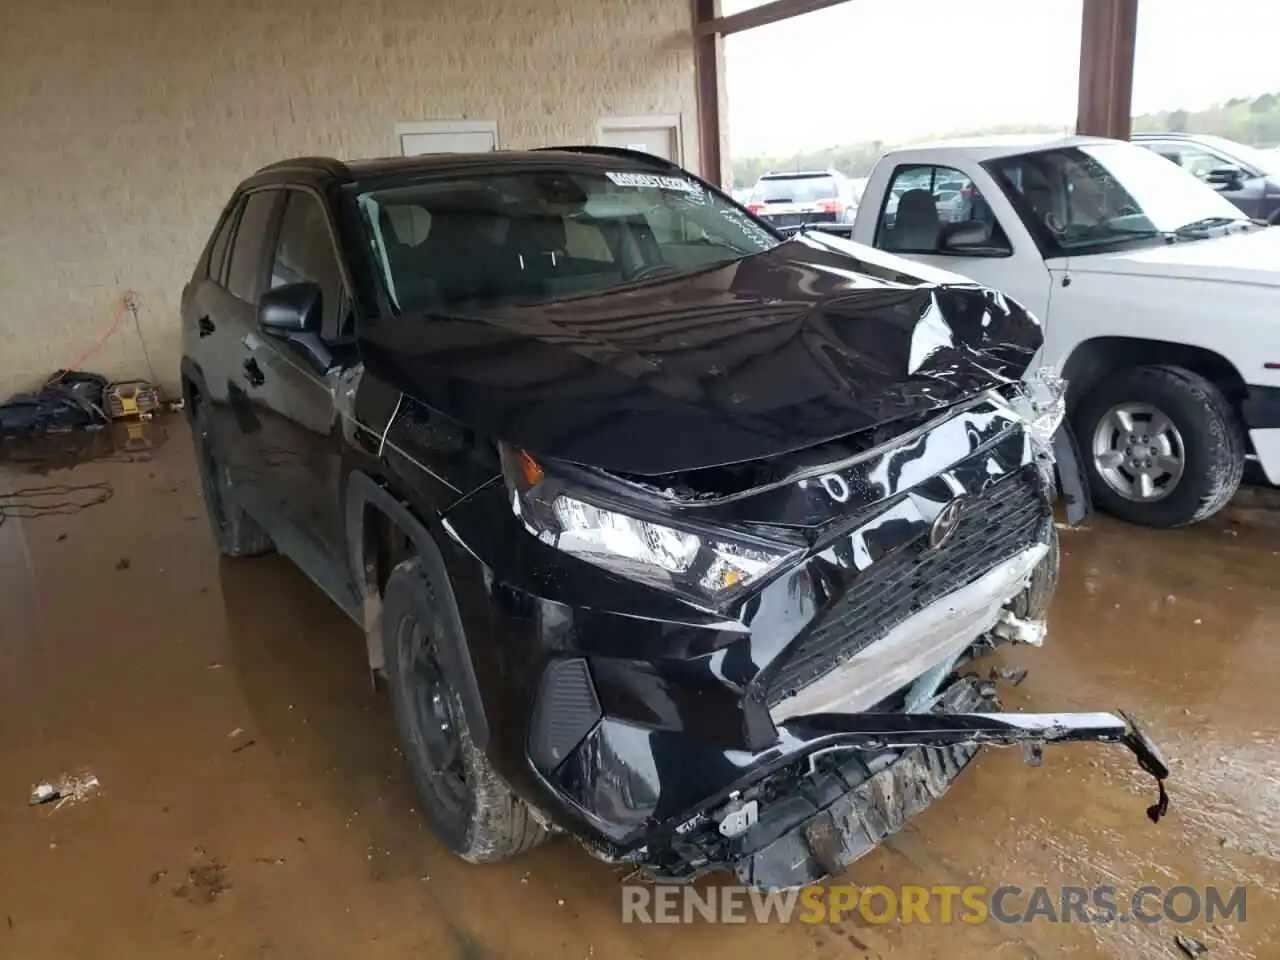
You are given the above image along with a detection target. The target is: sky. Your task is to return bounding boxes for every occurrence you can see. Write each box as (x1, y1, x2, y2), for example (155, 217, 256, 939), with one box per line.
(723, 0, 1280, 156)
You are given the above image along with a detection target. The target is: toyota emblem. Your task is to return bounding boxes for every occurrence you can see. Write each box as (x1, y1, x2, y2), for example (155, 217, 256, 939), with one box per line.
(928, 498, 966, 549)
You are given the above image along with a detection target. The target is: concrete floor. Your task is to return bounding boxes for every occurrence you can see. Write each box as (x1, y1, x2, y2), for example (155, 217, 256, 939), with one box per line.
(1, 417, 1277, 960)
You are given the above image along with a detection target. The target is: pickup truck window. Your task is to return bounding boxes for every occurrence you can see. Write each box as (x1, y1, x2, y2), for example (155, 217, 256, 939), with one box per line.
(875, 164, 1010, 257)
(357, 170, 778, 313)
(985, 143, 1247, 257)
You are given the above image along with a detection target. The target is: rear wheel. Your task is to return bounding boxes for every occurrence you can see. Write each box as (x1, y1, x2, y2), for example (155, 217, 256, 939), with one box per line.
(382, 557, 547, 862)
(1072, 365, 1244, 528)
(192, 404, 273, 557)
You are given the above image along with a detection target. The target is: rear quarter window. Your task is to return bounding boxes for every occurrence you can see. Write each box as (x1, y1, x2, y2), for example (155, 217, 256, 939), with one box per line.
(205, 199, 242, 282)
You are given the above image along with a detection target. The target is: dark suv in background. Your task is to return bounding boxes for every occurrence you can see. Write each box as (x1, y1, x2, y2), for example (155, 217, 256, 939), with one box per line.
(181, 147, 1168, 888)
(1133, 132, 1280, 223)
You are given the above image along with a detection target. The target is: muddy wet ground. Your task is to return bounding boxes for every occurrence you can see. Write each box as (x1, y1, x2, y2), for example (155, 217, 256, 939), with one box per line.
(1, 417, 1276, 959)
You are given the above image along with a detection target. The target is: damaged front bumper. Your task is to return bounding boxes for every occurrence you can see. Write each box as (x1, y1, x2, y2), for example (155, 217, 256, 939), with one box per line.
(658, 679, 1170, 889)
(443, 372, 1164, 887)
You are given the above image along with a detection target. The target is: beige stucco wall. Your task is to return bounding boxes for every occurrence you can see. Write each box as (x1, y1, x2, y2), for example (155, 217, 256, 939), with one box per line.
(0, 0, 700, 398)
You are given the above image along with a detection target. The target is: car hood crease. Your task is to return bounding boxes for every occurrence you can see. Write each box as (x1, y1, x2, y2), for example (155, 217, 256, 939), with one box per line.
(359, 237, 1043, 475)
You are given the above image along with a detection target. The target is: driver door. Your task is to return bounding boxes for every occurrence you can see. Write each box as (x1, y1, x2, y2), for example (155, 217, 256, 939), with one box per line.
(871, 162, 1053, 322)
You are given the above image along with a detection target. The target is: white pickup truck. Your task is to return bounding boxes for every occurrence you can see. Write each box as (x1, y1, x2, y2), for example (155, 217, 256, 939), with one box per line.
(832, 134, 1280, 528)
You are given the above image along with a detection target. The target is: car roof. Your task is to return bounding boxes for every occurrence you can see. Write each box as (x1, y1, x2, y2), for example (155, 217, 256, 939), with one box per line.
(1131, 130, 1247, 154)
(1131, 131, 1222, 142)
(885, 133, 1119, 161)
(246, 147, 684, 189)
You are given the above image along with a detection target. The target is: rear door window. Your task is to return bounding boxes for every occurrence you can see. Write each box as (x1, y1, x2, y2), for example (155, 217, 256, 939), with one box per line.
(226, 191, 282, 303)
(761, 175, 838, 203)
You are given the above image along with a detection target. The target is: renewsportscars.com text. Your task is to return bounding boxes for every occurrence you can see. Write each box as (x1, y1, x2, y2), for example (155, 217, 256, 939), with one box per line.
(621, 884, 1248, 926)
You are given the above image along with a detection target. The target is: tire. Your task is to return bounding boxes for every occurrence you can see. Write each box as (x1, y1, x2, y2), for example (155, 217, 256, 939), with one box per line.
(1072, 365, 1244, 528)
(191, 404, 274, 557)
(1268, 208, 1280, 226)
(382, 557, 547, 863)
(1011, 525, 1059, 620)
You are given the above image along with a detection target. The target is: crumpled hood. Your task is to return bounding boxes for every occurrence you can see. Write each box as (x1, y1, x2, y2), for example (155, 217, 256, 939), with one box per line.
(359, 234, 1043, 475)
(1067, 225, 1280, 288)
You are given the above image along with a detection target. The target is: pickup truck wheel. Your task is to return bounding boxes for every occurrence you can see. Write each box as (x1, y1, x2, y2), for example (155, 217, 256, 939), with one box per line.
(1073, 366, 1244, 527)
(192, 405, 274, 557)
(382, 557, 548, 863)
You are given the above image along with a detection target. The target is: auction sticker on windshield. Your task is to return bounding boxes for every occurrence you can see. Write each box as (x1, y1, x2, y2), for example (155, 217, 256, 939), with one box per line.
(606, 171, 697, 192)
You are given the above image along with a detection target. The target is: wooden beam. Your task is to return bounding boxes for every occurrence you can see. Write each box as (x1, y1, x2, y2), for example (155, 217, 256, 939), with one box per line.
(1076, 0, 1139, 139)
(692, 0, 726, 186)
(694, 0, 852, 37)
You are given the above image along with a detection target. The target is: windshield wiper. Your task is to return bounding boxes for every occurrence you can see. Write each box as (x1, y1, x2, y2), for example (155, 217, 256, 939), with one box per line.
(1171, 216, 1249, 239)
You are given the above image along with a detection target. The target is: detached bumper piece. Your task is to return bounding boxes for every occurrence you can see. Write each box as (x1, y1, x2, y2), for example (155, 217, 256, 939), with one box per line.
(654, 680, 1169, 889)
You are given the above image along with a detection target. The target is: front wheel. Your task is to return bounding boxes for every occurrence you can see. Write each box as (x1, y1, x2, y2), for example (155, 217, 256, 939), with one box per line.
(382, 557, 548, 863)
(1072, 365, 1244, 528)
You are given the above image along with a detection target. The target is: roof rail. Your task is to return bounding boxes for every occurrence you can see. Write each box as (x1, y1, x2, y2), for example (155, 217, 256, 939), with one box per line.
(254, 156, 350, 177)
(533, 144, 685, 173)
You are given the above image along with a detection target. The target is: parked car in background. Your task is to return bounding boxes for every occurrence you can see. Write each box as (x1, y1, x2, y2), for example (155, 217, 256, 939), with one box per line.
(1132, 132, 1280, 224)
(181, 146, 1168, 889)
(747, 169, 859, 230)
(848, 135, 1280, 528)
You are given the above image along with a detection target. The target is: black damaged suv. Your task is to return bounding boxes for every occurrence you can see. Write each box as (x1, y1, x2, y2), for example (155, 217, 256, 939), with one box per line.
(182, 148, 1167, 888)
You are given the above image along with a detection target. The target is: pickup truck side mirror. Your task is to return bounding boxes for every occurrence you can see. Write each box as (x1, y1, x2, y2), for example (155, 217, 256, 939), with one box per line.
(1205, 166, 1245, 190)
(938, 220, 1004, 255)
(259, 282, 322, 335)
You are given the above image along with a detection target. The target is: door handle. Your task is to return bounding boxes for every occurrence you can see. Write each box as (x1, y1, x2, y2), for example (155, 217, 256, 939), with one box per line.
(243, 357, 265, 387)
(197, 316, 215, 338)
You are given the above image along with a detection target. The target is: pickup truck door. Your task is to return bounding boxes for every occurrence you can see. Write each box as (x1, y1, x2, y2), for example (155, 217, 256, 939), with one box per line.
(857, 159, 1054, 324)
(236, 187, 362, 616)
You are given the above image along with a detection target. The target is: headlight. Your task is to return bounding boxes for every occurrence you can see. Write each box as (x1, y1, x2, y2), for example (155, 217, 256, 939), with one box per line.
(500, 445, 801, 604)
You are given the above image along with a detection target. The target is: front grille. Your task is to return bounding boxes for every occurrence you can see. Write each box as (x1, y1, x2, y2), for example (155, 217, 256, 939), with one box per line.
(766, 470, 1048, 708)
(764, 211, 838, 228)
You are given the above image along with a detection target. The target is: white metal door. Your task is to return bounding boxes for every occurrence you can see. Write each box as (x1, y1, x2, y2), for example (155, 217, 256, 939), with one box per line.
(599, 117, 680, 163)
(396, 121, 497, 156)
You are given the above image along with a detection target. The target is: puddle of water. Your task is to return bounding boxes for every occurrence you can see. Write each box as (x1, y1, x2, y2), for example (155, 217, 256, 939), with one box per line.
(0, 417, 171, 474)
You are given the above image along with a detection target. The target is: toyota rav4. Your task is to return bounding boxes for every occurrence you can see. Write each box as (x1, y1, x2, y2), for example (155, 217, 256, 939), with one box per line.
(181, 147, 1167, 888)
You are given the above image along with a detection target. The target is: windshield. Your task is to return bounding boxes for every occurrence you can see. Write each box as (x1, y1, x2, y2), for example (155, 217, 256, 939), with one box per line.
(357, 168, 778, 312)
(986, 142, 1246, 253)
(759, 175, 839, 203)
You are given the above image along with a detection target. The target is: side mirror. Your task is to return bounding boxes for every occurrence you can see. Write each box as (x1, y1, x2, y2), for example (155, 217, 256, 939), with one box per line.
(258, 282, 322, 336)
(939, 220, 994, 252)
(1205, 166, 1245, 189)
